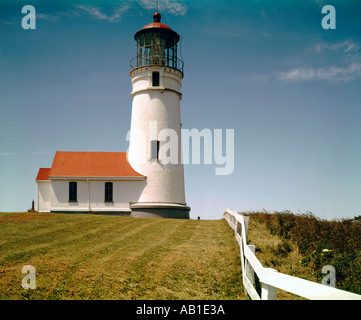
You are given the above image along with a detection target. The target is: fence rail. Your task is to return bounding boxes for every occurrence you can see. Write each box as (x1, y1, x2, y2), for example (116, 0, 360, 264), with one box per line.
(223, 208, 361, 300)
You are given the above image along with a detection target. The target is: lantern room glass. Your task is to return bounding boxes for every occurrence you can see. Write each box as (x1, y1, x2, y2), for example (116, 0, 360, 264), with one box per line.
(132, 30, 183, 73)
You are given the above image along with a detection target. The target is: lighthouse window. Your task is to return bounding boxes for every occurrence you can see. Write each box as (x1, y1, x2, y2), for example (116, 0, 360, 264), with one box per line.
(69, 182, 77, 202)
(150, 140, 160, 160)
(105, 182, 113, 202)
(152, 72, 160, 86)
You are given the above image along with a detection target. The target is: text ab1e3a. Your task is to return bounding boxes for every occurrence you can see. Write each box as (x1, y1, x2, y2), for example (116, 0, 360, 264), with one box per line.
(136, 304, 225, 317)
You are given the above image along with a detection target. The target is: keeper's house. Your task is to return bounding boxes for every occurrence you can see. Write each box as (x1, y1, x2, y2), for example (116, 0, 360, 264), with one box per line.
(36, 151, 146, 215)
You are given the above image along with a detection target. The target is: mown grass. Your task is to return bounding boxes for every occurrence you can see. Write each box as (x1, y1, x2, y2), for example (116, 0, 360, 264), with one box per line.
(0, 212, 246, 300)
(246, 211, 361, 296)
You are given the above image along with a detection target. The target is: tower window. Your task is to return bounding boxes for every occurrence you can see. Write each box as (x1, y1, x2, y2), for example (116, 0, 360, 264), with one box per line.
(150, 140, 160, 160)
(152, 71, 160, 86)
(105, 182, 113, 202)
(69, 182, 77, 202)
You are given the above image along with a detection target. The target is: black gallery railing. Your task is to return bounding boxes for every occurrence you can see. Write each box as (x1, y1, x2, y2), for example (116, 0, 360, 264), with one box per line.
(130, 54, 184, 73)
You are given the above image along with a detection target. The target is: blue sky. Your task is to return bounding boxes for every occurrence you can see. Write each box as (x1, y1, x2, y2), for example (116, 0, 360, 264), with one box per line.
(1, 0, 361, 220)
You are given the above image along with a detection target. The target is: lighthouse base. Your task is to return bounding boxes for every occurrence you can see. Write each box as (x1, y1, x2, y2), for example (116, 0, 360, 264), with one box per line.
(130, 202, 190, 219)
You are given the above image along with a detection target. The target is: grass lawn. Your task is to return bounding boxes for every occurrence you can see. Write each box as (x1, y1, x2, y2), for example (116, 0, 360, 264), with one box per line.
(0, 212, 246, 300)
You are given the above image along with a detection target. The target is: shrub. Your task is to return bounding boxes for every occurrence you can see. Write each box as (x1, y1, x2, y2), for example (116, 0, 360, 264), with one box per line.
(248, 210, 361, 294)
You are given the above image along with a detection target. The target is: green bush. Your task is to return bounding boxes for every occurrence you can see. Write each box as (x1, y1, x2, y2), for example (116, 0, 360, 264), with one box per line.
(249, 211, 361, 294)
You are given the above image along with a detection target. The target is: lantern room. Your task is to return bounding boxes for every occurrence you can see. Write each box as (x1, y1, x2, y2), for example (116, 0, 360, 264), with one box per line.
(130, 12, 184, 73)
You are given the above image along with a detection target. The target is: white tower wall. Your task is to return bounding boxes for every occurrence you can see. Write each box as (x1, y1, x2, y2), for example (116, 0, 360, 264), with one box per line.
(128, 66, 189, 218)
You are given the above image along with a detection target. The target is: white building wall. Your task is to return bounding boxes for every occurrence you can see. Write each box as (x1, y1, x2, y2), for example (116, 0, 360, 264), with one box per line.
(49, 179, 146, 212)
(131, 67, 182, 93)
(50, 180, 88, 212)
(37, 181, 51, 212)
(88, 180, 146, 211)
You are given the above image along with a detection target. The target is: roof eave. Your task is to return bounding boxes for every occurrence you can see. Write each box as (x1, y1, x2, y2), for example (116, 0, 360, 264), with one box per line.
(48, 176, 146, 181)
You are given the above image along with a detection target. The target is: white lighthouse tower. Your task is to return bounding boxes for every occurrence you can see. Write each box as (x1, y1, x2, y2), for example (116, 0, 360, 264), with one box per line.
(128, 12, 190, 219)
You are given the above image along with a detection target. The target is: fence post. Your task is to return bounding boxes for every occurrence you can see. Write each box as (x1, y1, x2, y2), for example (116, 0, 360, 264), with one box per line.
(261, 268, 278, 300)
(242, 215, 250, 242)
(261, 283, 277, 300)
(245, 245, 255, 287)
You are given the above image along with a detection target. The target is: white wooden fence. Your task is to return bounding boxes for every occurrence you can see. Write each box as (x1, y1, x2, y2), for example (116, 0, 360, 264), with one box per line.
(223, 208, 361, 300)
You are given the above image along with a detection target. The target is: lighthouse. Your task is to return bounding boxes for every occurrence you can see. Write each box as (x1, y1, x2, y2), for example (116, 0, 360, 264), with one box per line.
(34, 12, 189, 218)
(128, 12, 190, 219)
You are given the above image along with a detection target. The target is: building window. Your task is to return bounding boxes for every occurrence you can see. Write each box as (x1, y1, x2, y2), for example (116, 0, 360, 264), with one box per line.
(105, 182, 113, 202)
(150, 140, 160, 160)
(152, 71, 160, 86)
(69, 182, 77, 202)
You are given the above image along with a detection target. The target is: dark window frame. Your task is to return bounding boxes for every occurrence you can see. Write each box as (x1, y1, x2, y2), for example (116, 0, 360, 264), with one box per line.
(150, 140, 160, 160)
(105, 182, 113, 203)
(69, 182, 77, 202)
(152, 71, 160, 87)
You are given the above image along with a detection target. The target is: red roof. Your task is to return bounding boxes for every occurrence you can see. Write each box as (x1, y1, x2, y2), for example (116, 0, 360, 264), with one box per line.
(142, 21, 172, 30)
(36, 168, 51, 181)
(46, 151, 144, 178)
(142, 12, 172, 31)
(134, 12, 179, 41)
